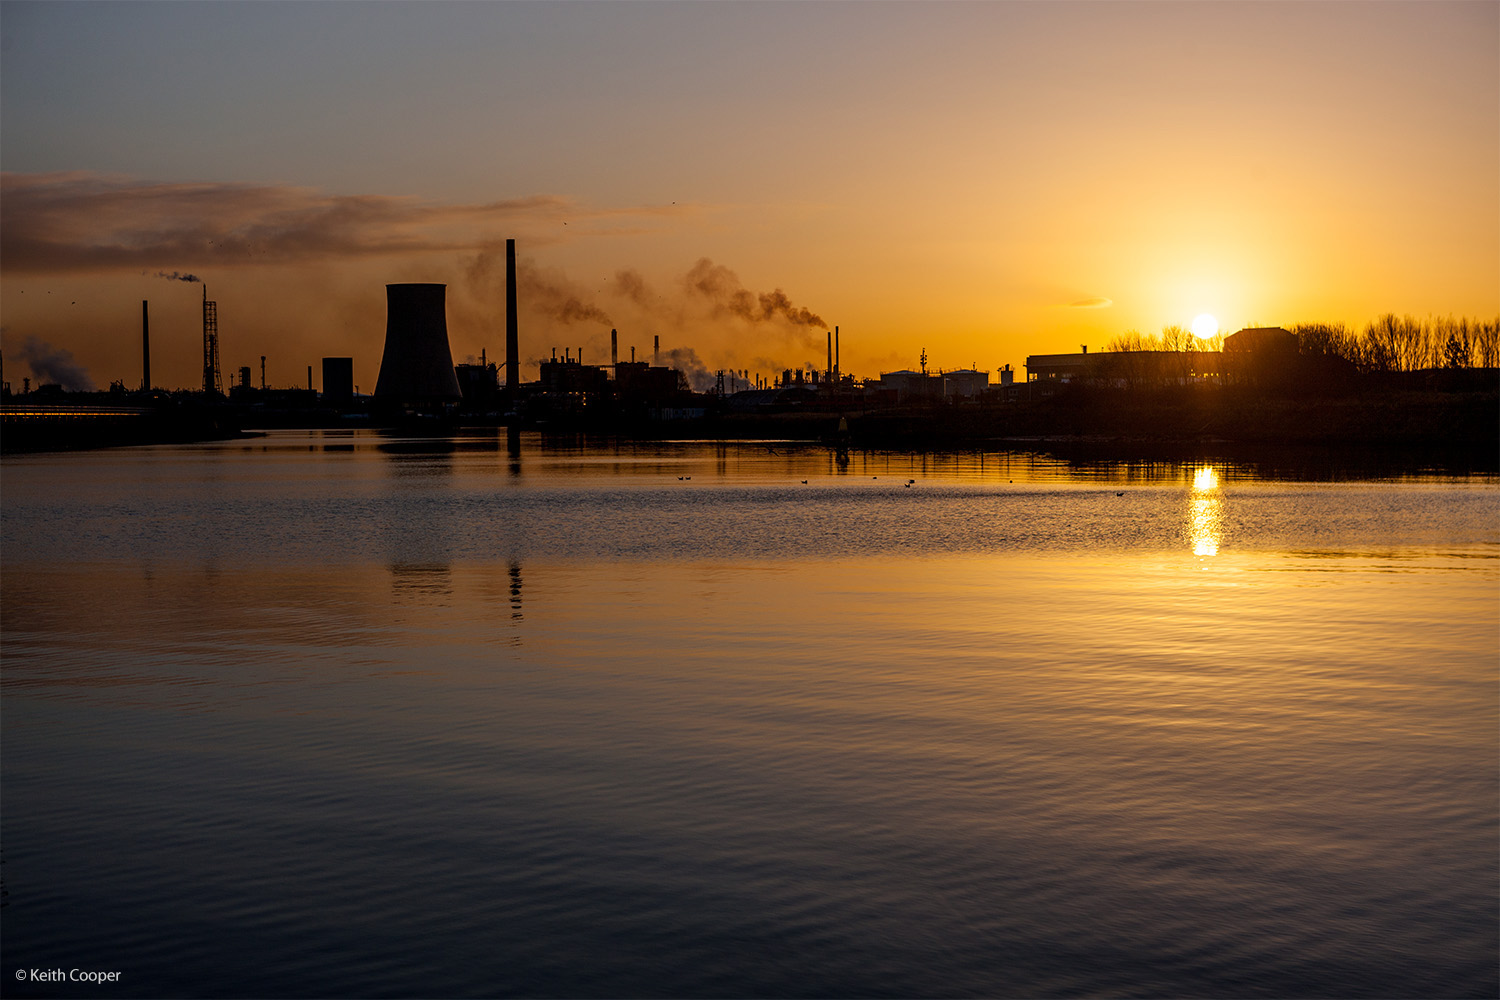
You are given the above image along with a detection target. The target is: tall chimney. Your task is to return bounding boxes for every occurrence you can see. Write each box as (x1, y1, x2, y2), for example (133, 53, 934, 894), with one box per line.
(308, 365, 313, 390)
(826, 331, 832, 379)
(653, 335, 660, 365)
(141, 300, 151, 391)
(611, 329, 618, 367)
(835, 326, 840, 378)
(505, 238, 519, 398)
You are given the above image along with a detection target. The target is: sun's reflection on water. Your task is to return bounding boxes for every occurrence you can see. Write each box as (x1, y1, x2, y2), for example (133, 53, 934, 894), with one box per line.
(1190, 465, 1222, 556)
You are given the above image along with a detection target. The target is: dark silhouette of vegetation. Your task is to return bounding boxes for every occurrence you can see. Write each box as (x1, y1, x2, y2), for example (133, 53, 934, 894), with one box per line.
(1103, 315, 1499, 373)
(1106, 325, 1225, 353)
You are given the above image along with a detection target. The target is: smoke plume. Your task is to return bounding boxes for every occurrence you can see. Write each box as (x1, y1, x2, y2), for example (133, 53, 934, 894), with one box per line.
(611, 268, 655, 308)
(463, 243, 612, 326)
(663, 346, 715, 392)
(684, 258, 824, 327)
(156, 271, 202, 283)
(519, 260, 612, 326)
(15, 335, 95, 391)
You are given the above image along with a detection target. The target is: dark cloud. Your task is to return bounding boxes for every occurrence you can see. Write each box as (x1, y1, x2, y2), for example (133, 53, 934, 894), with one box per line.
(0, 172, 624, 274)
(13, 334, 95, 390)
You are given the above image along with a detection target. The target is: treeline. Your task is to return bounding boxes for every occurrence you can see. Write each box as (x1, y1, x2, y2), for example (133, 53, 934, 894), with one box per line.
(1106, 326, 1224, 353)
(1295, 316, 1499, 371)
(1106, 315, 1500, 371)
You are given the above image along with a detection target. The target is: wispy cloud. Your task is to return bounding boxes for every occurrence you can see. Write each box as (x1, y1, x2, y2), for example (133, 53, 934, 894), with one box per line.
(0, 172, 691, 274)
(1067, 296, 1113, 309)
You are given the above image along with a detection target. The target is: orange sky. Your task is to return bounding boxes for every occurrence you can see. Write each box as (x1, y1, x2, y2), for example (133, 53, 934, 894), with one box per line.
(2, 2, 1495, 392)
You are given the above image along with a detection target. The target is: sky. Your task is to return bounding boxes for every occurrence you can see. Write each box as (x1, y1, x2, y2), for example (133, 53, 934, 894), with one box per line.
(1, 0, 1495, 392)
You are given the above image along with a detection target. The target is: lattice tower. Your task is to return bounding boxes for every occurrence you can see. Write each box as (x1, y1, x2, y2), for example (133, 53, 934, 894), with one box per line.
(202, 290, 222, 395)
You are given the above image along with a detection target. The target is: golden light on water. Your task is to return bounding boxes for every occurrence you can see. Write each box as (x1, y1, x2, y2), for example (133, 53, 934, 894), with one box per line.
(1190, 465, 1222, 556)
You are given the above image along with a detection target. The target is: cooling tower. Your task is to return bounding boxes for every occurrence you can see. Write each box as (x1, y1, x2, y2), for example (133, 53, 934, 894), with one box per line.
(374, 283, 462, 404)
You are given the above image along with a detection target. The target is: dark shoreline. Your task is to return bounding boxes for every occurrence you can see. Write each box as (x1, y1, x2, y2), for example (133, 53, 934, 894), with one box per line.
(5, 381, 1496, 477)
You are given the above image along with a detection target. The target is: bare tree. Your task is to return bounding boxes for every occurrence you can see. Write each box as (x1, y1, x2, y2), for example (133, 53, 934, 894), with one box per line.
(1472, 318, 1500, 368)
(1433, 316, 1470, 369)
(1364, 314, 1414, 371)
(1159, 325, 1192, 352)
(1105, 329, 1152, 352)
(1294, 322, 1358, 364)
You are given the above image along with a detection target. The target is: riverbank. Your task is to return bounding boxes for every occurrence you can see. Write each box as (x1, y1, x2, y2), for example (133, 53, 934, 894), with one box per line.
(1, 402, 247, 454)
(5, 378, 1494, 466)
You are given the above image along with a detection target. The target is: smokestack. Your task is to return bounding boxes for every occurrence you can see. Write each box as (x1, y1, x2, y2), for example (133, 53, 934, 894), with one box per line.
(373, 283, 463, 405)
(141, 301, 151, 391)
(611, 329, 618, 367)
(826, 331, 832, 380)
(835, 326, 840, 379)
(260, 356, 266, 390)
(505, 238, 519, 397)
(653, 335, 659, 365)
(308, 365, 313, 391)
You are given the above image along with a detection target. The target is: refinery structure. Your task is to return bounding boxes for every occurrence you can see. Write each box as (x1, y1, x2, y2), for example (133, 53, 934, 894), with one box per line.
(2, 236, 1020, 425)
(1, 235, 1358, 452)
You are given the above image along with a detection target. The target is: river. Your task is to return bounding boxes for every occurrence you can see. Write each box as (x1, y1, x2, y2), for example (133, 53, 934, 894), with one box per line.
(3, 430, 1495, 997)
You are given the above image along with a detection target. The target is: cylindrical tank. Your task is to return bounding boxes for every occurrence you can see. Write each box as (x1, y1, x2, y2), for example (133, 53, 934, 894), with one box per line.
(374, 284, 462, 403)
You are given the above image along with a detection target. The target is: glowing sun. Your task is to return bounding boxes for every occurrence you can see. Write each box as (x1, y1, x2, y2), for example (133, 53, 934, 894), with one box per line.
(1191, 313, 1220, 339)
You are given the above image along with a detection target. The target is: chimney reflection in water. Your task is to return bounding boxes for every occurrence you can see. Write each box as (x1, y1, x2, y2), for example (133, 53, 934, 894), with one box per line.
(1190, 465, 1223, 556)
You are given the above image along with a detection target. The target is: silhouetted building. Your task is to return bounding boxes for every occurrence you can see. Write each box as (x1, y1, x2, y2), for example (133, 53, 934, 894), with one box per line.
(322, 357, 354, 404)
(1223, 327, 1297, 355)
(1024, 351, 1101, 383)
(878, 369, 944, 402)
(455, 361, 500, 408)
(1222, 326, 1333, 391)
(539, 357, 610, 396)
(614, 361, 686, 399)
(1026, 349, 1221, 390)
(944, 369, 990, 399)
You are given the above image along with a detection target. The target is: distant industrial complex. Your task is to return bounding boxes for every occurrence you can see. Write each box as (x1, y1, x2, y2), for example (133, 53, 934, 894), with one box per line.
(3, 238, 1493, 455)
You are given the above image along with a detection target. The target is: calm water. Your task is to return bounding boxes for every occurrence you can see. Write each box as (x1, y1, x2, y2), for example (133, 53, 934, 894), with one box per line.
(3, 430, 1496, 998)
